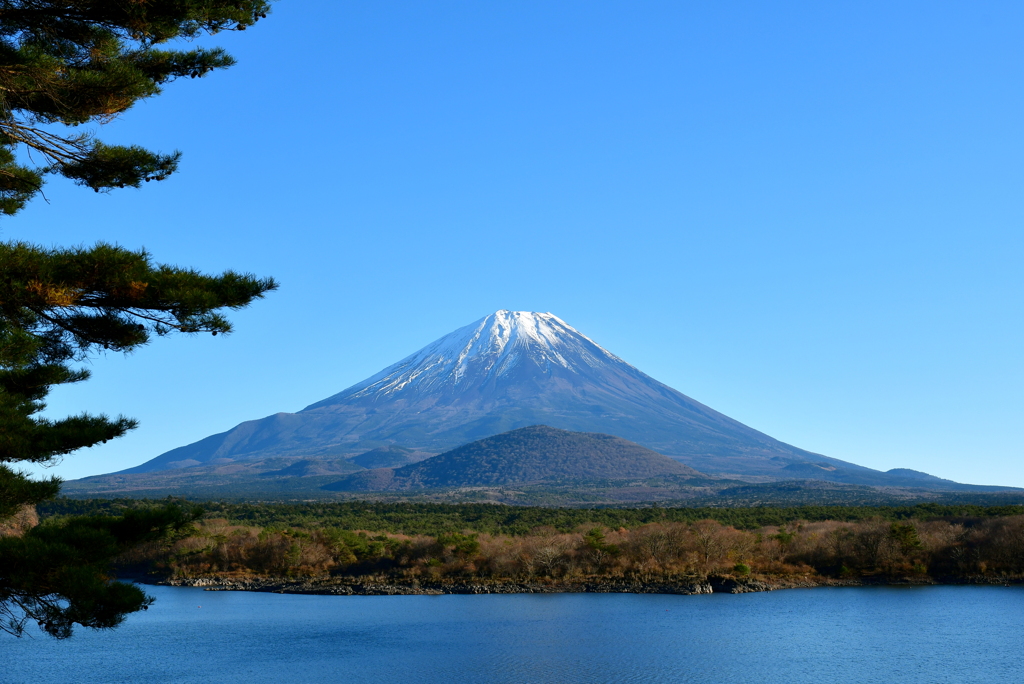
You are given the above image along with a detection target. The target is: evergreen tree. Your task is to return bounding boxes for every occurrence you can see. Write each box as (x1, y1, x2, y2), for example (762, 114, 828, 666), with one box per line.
(0, 1, 275, 637)
(0, 0, 271, 214)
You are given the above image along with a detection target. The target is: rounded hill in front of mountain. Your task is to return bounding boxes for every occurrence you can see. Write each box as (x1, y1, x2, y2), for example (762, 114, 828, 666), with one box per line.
(324, 425, 702, 491)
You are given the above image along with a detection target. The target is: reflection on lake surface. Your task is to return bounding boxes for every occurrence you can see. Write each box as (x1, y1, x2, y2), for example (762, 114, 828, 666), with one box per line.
(5, 585, 1023, 683)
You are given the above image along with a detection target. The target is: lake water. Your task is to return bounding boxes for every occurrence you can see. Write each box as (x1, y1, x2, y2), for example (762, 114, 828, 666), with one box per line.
(4, 585, 1023, 683)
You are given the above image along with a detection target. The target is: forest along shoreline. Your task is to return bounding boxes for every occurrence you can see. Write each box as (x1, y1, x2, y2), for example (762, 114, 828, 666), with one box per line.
(149, 573, 1021, 596)
(83, 502, 1024, 596)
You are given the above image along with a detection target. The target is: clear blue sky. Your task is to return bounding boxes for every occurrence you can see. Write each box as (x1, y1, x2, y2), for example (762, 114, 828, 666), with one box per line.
(9, 1, 1023, 486)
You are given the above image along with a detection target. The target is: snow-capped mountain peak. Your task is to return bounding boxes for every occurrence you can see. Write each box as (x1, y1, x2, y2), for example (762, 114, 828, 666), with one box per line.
(127, 309, 885, 485)
(318, 310, 626, 403)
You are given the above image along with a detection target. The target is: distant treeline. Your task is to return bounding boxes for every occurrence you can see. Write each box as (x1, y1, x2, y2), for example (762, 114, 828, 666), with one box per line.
(36, 500, 1024, 583)
(40, 498, 1024, 536)
(116, 512, 1024, 584)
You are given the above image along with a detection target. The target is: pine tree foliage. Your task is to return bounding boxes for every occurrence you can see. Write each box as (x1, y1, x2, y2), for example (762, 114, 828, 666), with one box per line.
(0, 242, 276, 638)
(0, 504, 201, 638)
(0, 0, 271, 214)
(0, 242, 276, 637)
(0, 1, 276, 638)
(1, 240, 277, 466)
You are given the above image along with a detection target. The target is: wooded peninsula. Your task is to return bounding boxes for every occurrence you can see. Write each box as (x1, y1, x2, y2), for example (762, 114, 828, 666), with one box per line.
(33, 500, 1024, 595)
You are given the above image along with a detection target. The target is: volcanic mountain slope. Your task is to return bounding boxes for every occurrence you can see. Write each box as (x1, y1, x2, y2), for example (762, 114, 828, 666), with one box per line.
(349, 445, 434, 469)
(115, 310, 996, 489)
(324, 426, 703, 491)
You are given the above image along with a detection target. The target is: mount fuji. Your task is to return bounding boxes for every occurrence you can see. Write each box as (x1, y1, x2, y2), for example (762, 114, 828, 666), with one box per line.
(113, 310, 970, 489)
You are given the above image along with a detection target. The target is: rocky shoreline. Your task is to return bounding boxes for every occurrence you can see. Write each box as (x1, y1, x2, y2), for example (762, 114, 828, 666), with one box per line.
(138, 573, 1021, 596)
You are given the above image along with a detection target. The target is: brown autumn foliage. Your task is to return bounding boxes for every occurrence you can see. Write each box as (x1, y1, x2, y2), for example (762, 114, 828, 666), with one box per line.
(0, 505, 38, 537)
(121, 515, 1024, 582)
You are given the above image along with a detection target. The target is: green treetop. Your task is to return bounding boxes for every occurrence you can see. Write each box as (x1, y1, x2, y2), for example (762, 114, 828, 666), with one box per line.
(0, 0, 271, 215)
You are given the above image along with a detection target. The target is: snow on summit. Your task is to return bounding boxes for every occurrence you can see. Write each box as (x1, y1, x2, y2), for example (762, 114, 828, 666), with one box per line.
(321, 311, 626, 401)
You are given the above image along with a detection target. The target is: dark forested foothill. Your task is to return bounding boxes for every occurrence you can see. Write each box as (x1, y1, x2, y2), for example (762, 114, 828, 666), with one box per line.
(325, 426, 701, 492)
